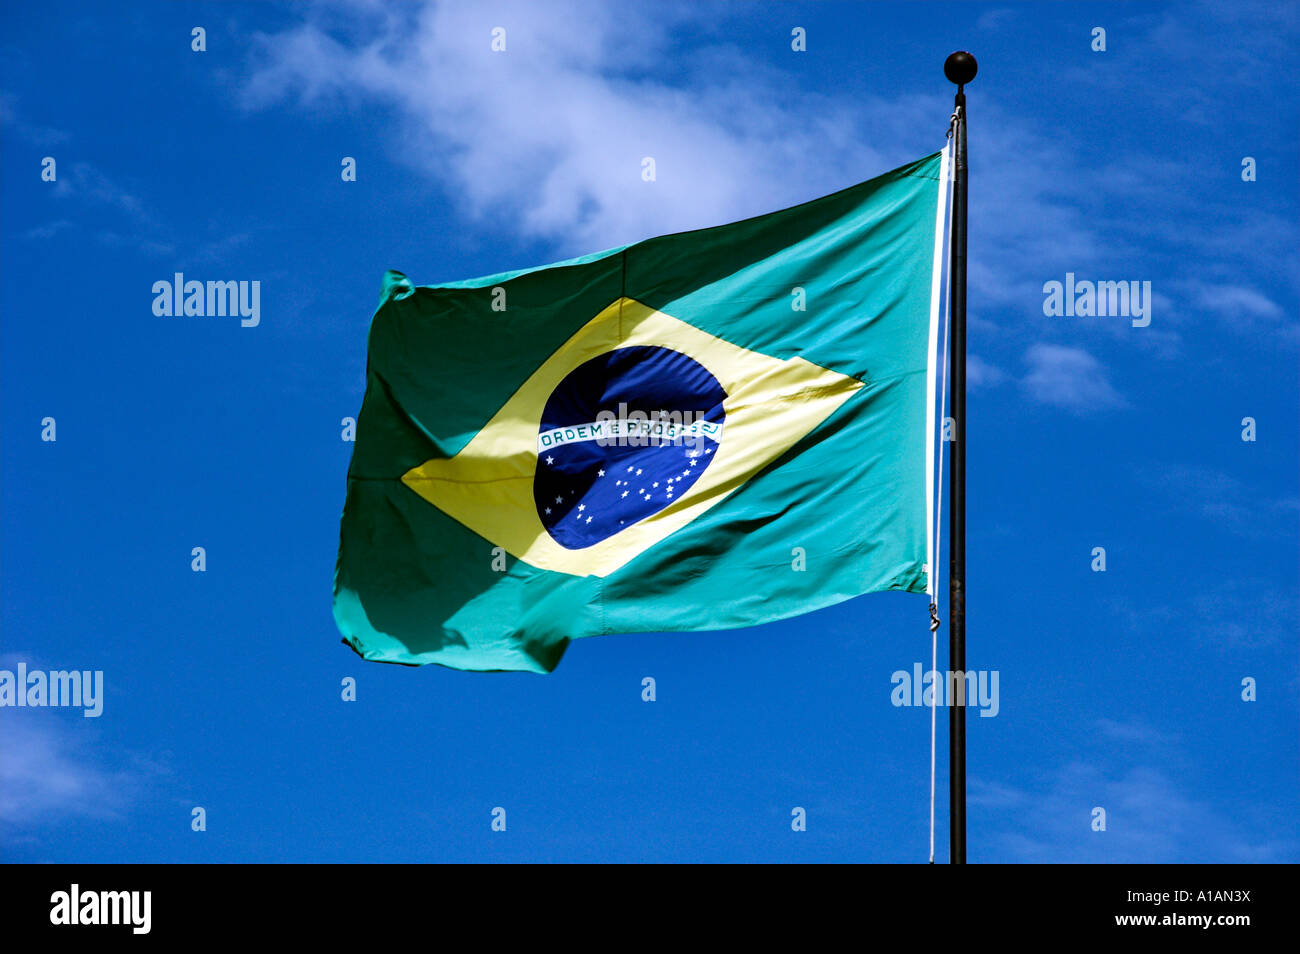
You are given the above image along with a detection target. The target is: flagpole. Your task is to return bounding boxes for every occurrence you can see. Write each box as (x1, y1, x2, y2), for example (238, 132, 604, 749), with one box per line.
(944, 49, 976, 865)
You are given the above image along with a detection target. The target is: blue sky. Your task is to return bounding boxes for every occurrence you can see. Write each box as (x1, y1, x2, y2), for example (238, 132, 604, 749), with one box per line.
(1, 0, 1296, 863)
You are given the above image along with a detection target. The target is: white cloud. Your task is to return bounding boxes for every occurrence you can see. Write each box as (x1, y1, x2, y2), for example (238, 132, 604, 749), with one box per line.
(0, 716, 132, 826)
(0, 93, 71, 147)
(972, 717, 1290, 862)
(967, 354, 1006, 388)
(975, 8, 1018, 32)
(27, 161, 176, 256)
(1132, 463, 1299, 540)
(1022, 343, 1125, 412)
(1096, 718, 1176, 747)
(1181, 280, 1284, 321)
(236, 0, 1296, 360)
(22, 220, 73, 241)
(0, 653, 168, 831)
(975, 762, 1284, 862)
(50, 162, 152, 223)
(239, 2, 974, 256)
(1110, 576, 1298, 651)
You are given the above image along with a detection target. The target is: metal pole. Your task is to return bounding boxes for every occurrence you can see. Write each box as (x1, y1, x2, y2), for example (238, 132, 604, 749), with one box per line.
(943, 49, 976, 865)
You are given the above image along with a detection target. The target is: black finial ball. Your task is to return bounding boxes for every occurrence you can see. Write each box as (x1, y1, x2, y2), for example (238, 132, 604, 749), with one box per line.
(944, 51, 978, 86)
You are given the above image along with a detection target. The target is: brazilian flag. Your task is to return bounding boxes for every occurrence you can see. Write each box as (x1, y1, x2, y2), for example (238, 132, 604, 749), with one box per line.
(335, 151, 948, 672)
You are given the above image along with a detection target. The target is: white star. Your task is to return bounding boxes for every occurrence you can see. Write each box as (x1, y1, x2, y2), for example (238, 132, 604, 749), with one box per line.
(578, 503, 586, 512)
(555, 496, 563, 504)
(585, 516, 592, 523)
(621, 491, 628, 498)
(626, 466, 634, 472)
(705, 448, 712, 454)
(546, 455, 554, 465)
(544, 507, 551, 515)
(638, 488, 644, 494)
(636, 468, 643, 475)
(597, 469, 605, 477)
(652, 482, 659, 488)
(681, 471, 689, 477)
(690, 459, 698, 467)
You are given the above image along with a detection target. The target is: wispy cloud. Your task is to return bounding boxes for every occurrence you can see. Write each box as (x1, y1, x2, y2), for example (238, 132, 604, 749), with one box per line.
(976, 762, 1286, 862)
(17, 158, 252, 264)
(0, 715, 162, 829)
(0, 654, 170, 833)
(1022, 343, 1126, 412)
(22, 220, 73, 241)
(1133, 463, 1299, 539)
(0, 93, 70, 147)
(51, 162, 150, 220)
(22, 160, 177, 256)
(1096, 717, 1176, 748)
(1064, 0, 1300, 117)
(967, 354, 1006, 389)
(975, 8, 1017, 32)
(1178, 280, 1284, 322)
(1110, 577, 1299, 651)
(972, 717, 1293, 862)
